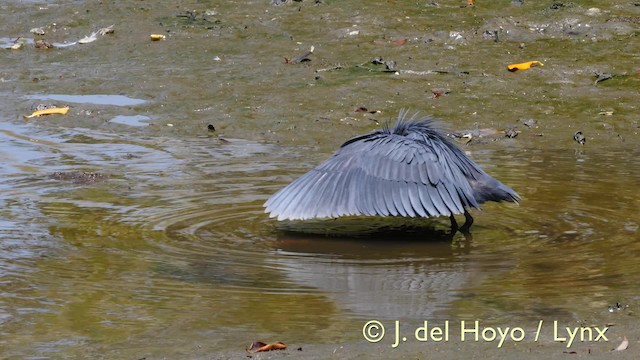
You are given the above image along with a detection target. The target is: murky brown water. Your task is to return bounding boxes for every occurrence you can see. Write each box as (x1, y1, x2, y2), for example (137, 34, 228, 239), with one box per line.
(1, 0, 640, 358)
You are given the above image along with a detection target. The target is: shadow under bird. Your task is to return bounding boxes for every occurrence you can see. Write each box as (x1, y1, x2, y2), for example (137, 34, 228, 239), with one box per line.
(264, 111, 520, 233)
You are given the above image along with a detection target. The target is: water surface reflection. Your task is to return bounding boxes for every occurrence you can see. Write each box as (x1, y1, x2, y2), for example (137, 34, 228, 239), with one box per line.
(1, 119, 639, 358)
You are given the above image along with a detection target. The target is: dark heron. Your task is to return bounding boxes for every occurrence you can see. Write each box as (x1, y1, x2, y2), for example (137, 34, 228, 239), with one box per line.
(264, 111, 520, 233)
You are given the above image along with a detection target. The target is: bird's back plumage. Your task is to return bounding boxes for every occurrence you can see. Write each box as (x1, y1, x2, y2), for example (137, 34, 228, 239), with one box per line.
(264, 112, 519, 221)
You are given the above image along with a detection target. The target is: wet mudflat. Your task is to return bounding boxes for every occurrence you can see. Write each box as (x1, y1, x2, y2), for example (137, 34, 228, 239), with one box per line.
(1, 0, 639, 359)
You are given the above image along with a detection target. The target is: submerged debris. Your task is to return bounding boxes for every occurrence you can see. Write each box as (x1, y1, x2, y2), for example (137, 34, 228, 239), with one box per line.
(608, 302, 628, 312)
(176, 10, 198, 21)
(285, 46, 314, 64)
(369, 57, 397, 71)
(354, 106, 380, 114)
(549, 2, 575, 10)
(30, 27, 46, 36)
(49, 171, 109, 184)
(483, 30, 499, 42)
(449, 128, 504, 143)
(158, 11, 221, 30)
(98, 25, 115, 36)
(504, 127, 519, 138)
(272, 0, 322, 5)
(8, 38, 26, 50)
(594, 71, 613, 84)
(34, 39, 54, 49)
(519, 118, 538, 128)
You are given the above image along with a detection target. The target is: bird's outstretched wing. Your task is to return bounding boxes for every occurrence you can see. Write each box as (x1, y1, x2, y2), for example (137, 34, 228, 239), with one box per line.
(264, 118, 485, 221)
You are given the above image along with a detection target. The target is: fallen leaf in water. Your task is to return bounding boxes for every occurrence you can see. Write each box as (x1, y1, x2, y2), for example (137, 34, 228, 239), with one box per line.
(507, 60, 544, 72)
(246, 341, 287, 353)
(615, 336, 628, 351)
(150, 34, 166, 41)
(24, 106, 70, 119)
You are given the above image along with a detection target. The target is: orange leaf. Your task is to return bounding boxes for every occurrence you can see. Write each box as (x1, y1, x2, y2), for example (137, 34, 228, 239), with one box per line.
(246, 341, 288, 353)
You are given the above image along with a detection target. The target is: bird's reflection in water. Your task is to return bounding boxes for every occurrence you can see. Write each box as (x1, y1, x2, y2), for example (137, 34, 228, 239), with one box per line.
(269, 219, 496, 321)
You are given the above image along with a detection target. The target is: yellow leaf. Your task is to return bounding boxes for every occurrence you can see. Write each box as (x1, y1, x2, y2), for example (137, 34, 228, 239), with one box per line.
(507, 61, 544, 72)
(24, 106, 70, 119)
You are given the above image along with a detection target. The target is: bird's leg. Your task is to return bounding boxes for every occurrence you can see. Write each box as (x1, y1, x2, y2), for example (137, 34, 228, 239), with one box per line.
(449, 214, 459, 235)
(459, 210, 474, 233)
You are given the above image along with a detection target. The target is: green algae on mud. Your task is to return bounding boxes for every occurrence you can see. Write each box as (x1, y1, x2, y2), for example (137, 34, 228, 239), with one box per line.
(1, 0, 640, 359)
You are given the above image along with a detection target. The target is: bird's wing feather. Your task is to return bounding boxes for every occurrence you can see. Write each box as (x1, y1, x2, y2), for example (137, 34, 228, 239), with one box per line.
(264, 131, 479, 220)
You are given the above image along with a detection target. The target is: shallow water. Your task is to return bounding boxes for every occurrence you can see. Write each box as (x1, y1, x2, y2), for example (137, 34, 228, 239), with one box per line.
(1, 1, 640, 358)
(26, 94, 147, 106)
